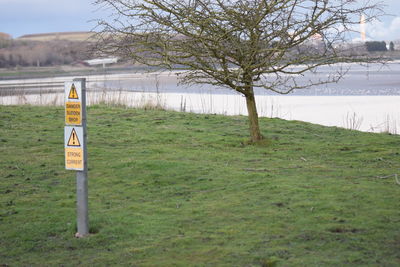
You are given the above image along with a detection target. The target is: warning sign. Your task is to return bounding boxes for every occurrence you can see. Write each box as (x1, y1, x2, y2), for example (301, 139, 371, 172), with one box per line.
(65, 102, 81, 125)
(65, 82, 82, 125)
(65, 82, 81, 103)
(68, 84, 79, 99)
(65, 126, 85, 170)
(65, 148, 84, 170)
(67, 128, 81, 146)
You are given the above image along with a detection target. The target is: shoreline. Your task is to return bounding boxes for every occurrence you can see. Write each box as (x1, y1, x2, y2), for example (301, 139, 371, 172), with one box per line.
(1, 91, 398, 135)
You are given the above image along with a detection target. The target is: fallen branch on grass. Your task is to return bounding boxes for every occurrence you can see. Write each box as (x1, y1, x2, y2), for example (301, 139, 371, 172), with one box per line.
(377, 174, 399, 185)
(243, 168, 270, 172)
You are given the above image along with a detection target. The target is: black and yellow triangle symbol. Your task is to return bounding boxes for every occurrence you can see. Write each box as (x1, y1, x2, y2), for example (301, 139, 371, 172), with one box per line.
(67, 128, 81, 147)
(68, 84, 79, 99)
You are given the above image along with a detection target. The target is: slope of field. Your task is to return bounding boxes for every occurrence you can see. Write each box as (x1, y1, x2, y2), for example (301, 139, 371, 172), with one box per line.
(0, 105, 399, 266)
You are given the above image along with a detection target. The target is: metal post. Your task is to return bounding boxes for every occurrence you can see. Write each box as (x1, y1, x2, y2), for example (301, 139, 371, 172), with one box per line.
(76, 170, 88, 236)
(75, 78, 88, 237)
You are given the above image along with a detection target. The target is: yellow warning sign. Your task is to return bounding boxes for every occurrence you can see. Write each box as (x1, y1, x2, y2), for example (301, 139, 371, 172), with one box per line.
(65, 102, 81, 125)
(65, 126, 85, 170)
(67, 128, 81, 147)
(65, 147, 84, 170)
(68, 84, 79, 99)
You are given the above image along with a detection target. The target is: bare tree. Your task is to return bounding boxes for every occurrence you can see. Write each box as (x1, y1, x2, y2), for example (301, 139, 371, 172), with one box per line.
(95, 0, 382, 142)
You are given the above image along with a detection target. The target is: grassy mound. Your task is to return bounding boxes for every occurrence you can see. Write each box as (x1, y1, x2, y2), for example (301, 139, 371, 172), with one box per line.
(1, 105, 399, 266)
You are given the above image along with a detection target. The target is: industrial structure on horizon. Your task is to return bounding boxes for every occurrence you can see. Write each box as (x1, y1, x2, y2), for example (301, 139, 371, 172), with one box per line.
(360, 14, 366, 42)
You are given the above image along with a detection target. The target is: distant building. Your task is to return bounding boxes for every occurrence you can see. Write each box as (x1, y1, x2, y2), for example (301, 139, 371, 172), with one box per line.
(84, 58, 119, 68)
(0, 32, 12, 40)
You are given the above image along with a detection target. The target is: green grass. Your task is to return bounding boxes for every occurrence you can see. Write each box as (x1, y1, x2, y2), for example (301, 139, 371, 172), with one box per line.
(1, 105, 399, 266)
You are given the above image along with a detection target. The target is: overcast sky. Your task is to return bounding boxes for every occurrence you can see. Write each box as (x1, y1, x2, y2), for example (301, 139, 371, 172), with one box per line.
(1, 0, 400, 40)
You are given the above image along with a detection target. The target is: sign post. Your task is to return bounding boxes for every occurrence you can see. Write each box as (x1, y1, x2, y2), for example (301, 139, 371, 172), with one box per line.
(64, 78, 88, 237)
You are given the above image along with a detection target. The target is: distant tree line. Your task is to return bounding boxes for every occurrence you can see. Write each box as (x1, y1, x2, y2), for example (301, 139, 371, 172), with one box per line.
(365, 41, 395, 52)
(0, 35, 397, 69)
(389, 41, 395, 51)
(0, 39, 91, 68)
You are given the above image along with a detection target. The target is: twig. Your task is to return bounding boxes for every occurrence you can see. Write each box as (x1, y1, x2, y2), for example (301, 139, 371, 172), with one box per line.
(377, 174, 399, 185)
(243, 168, 269, 172)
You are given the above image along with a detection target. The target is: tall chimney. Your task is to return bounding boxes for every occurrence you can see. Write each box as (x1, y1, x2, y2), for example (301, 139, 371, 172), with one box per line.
(360, 14, 366, 41)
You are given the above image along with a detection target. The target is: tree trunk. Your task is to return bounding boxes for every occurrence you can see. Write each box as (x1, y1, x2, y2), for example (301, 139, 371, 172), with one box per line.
(245, 92, 263, 142)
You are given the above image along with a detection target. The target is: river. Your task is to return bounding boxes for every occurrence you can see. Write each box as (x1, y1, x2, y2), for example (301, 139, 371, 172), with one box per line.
(0, 62, 399, 134)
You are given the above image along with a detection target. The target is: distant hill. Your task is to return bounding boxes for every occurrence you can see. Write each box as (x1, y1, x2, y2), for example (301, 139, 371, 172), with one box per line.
(17, 31, 94, 42)
(0, 32, 93, 68)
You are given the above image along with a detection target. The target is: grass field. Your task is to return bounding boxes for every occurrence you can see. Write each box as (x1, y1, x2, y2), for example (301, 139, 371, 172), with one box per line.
(1, 105, 399, 266)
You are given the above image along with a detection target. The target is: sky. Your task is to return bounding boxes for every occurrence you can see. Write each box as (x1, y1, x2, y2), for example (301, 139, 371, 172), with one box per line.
(0, 0, 107, 38)
(1, 0, 400, 40)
